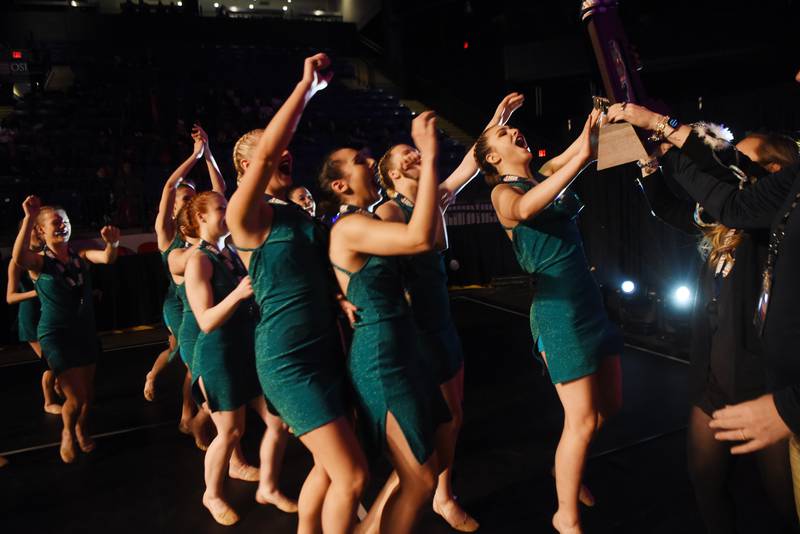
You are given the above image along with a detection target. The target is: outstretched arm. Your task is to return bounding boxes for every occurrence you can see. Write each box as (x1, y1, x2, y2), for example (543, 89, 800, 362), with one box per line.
(155, 136, 204, 250)
(81, 226, 120, 264)
(185, 253, 253, 333)
(494, 111, 599, 223)
(227, 53, 332, 243)
(440, 92, 525, 197)
(12, 196, 44, 274)
(193, 124, 226, 195)
(6, 261, 37, 305)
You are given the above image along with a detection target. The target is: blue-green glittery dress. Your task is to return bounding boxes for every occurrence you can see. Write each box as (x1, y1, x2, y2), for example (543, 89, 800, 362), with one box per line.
(500, 176, 622, 384)
(34, 248, 100, 376)
(235, 203, 347, 437)
(176, 282, 200, 371)
(161, 235, 186, 360)
(392, 195, 464, 384)
(190, 243, 262, 412)
(332, 210, 450, 465)
(16, 271, 41, 342)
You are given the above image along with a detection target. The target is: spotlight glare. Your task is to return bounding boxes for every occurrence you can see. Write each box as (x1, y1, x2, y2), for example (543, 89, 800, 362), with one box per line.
(249, 3, 254, 8)
(282, 4, 288, 10)
(673, 285, 692, 307)
(213, 2, 220, 7)
(177, 0, 182, 5)
(70, 0, 78, 6)
(313, 9, 324, 16)
(621, 280, 635, 294)
(230, 5, 238, 11)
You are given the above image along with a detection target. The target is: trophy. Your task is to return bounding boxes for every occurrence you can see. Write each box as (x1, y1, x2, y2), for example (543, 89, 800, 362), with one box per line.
(592, 96, 648, 171)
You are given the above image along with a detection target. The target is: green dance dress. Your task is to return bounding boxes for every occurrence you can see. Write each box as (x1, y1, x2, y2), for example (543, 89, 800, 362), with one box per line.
(235, 203, 347, 437)
(392, 194, 464, 384)
(161, 236, 186, 360)
(34, 248, 100, 376)
(190, 242, 262, 412)
(500, 176, 622, 384)
(16, 272, 41, 342)
(176, 282, 200, 370)
(332, 208, 450, 465)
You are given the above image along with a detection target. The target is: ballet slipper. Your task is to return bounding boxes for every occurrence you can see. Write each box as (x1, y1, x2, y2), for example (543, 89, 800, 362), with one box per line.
(44, 403, 62, 415)
(60, 431, 77, 464)
(76, 431, 96, 453)
(550, 467, 595, 507)
(255, 488, 298, 513)
(202, 494, 240, 526)
(194, 439, 209, 452)
(228, 462, 259, 482)
(432, 497, 479, 532)
(143, 374, 156, 402)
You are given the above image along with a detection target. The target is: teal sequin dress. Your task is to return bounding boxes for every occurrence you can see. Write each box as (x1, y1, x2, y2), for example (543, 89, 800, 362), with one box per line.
(190, 243, 261, 412)
(17, 272, 41, 342)
(236, 203, 347, 437)
(176, 282, 200, 370)
(161, 236, 186, 360)
(392, 194, 464, 384)
(333, 209, 450, 465)
(500, 176, 622, 384)
(34, 248, 100, 376)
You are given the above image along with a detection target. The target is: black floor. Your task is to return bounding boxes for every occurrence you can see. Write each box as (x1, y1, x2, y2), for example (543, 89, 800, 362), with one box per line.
(0, 290, 785, 533)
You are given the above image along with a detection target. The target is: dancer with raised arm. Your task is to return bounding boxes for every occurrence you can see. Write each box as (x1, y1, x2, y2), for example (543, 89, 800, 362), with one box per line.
(227, 54, 368, 534)
(474, 110, 621, 534)
(371, 92, 523, 532)
(144, 124, 225, 431)
(319, 110, 450, 534)
(7, 223, 61, 414)
(12, 197, 120, 463)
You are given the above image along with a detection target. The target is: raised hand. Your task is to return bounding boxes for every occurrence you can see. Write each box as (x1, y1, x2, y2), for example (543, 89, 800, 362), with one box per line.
(191, 129, 205, 159)
(302, 53, 333, 98)
(100, 225, 121, 245)
(192, 124, 210, 148)
(233, 275, 254, 301)
(411, 111, 438, 157)
(577, 109, 602, 163)
(495, 92, 525, 126)
(22, 195, 41, 219)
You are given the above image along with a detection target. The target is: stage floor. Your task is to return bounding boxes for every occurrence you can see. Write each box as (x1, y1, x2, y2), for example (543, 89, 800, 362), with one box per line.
(0, 290, 784, 533)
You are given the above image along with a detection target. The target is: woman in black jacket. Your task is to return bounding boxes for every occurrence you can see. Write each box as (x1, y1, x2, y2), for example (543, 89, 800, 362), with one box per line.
(637, 124, 798, 532)
(609, 100, 800, 523)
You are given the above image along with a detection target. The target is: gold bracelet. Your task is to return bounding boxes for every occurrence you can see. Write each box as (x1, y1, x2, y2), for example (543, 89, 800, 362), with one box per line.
(648, 115, 670, 142)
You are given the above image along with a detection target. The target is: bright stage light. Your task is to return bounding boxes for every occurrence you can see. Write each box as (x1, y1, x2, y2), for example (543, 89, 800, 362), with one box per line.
(177, 0, 182, 5)
(282, 5, 288, 11)
(621, 280, 635, 294)
(313, 9, 324, 16)
(249, 3, 254, 8)
(70, 0, 78, 6)
(230, 5, 238, 11)
(213, 2, 220, 7)
(672, 285, 692, 307)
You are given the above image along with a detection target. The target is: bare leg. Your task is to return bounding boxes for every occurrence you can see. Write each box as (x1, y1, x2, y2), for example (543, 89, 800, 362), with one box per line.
(249, 397, 297, 512)
(179, 366, 195, 434)
(299, 417, 369, 534)
(30, 341, 61, 414)
(144, 334, 176, 401)
(755, 438, 797, 530)
(200, 378, 244, 526)
(229, 442, 259, 482)
(379, 411, 439, 534)
(75, 364, 97, 453)
(432, 365, 478, 532)
(356, 472, 399, 534)
(548, 351, 602, 534)
(56, 368, 87, 464)
(297, 462, 330, 534)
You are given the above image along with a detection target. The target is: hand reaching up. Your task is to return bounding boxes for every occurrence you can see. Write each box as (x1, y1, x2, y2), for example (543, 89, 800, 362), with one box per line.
(302, 53, 333, 98)
(411, 111, 438, 159)
(22, 195, 41, 219)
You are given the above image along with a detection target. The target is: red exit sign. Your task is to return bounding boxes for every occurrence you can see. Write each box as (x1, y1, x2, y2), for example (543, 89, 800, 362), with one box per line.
(12, 51, 23, 59)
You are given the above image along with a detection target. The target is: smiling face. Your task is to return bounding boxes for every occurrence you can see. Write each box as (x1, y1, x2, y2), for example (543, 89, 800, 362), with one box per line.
(269, 150, 294, 193)
(289, 186, 316, 216)
(191, 192, 228, 242)
(480, 124, 533, 176)
(326, 148, 380, 206)
(35, 207, 72, 247)
(386, 144, 422, 182)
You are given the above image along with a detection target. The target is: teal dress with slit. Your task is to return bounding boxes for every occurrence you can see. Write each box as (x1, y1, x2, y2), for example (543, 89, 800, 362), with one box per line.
(333, 211, 450, 465)
(392, 195, 464, 384)
(176, 282, 200, 370)
(190, 242, 261, 412)
(34, 248, 100, 376)
(17, 272, 41, 342)
(235, 203, 347, 437)
(161, 236, 186, 361)
(500, 176, 622, 384)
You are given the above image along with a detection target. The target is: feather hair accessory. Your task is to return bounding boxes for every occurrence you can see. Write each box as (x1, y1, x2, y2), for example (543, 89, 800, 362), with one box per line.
(691, 122, 734, 151)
